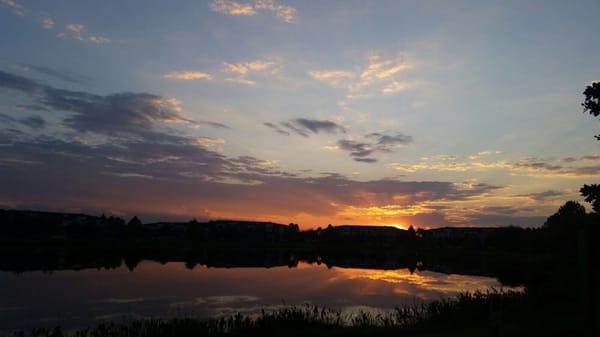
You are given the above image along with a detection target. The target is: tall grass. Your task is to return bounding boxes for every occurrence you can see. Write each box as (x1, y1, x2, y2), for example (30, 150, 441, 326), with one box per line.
(4, 289, 575, 337)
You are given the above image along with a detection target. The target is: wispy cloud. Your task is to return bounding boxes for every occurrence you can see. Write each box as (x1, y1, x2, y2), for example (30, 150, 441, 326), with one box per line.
(58, 23, 111, 44)
(18, 64, 87, 84)
(223, 59, 279, 85)
(366, 132, 414, 146)
(195, 136, 226, 151)
(253, 0, 296, 23)
(265, 118, 345, 137)
(382, 81, 409, 95)
(1, 0, 57, 30)
(310, 53, 414, 101)
(209, 0, 297, 23)
(392, 153, 600, 177)
(264, 122, 290, 136)
(264, 117, 413, 163)
(1, 0, 25, 16)
(0, 113, 45, 129)
(39, 16, 54, 29)
(561, 155, 600, 163)
(335, 132, 413, 163)
(516, 190, 566, 201)
(164, 71, 213, 81)
(210, 0, 256, 16)
(308, 70, 354, 87)
(224, 77, 257, 85)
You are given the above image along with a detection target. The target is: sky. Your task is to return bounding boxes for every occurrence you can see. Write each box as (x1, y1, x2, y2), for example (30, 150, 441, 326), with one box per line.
(0, 0, 599, 228)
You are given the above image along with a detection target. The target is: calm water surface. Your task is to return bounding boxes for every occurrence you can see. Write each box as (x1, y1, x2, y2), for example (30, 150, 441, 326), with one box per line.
(0, 261, 515, 331)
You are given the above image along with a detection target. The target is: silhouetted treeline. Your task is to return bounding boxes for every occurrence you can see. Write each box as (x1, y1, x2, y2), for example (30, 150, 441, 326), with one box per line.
(0, 207, 597, 256)
(0, 209, 300, 241)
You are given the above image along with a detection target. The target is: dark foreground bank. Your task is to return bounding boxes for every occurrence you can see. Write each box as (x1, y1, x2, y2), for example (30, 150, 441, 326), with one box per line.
(2, 289, 590, 337)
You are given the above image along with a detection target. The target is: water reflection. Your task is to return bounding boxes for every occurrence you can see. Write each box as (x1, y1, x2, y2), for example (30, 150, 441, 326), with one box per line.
(0, 261, 517, 332)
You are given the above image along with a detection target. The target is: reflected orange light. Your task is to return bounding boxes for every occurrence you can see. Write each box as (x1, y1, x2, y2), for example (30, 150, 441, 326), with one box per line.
(330, 267, 522, 300)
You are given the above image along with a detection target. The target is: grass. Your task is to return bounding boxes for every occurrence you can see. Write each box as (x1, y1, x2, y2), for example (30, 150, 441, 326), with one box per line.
(4, 288, 584, 337)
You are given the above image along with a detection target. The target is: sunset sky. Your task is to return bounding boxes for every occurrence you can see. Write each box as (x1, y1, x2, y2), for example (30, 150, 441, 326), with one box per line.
(1, 0, 599, 228)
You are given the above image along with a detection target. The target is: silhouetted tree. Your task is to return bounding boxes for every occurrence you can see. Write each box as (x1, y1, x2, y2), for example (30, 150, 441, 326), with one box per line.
(186, 219, 202, 239)
(543, 201, 587, 230)
(407, 225, 416, 238)
(128, 216, 142, 226)
(580, 184, 600, 213)
(126, 216, 143, 237)
(582, 81, 600, 140)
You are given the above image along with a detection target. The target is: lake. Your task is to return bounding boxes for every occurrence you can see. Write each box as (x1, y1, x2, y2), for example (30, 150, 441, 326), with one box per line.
(0, 260, 518, 332)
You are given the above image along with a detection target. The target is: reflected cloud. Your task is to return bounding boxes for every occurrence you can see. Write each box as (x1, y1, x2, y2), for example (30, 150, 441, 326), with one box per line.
(331, 267, 517, 301)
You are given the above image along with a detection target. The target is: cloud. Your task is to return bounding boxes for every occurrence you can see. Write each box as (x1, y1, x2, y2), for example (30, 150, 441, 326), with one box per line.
(265, 118, 345, 137)
(44, 92, 195, 137)
(309, 70, 354, 80)
(562, 155, 600, 163)
(19, 64, 87, 84)
(0, 114, 45, 129)
(366, 132, 413, 146)
(87, 35, 111, 44)
(308, 70, 354, 87)
(0, 73, 526, 228)
(1, 0, 56, 31)
(382, 81, 409, 94)
(264, 119, 413, 163)
(335, 132, 413, 163)
(195, 136, 226, 149)
(354, 157, 378, 163)
(279, 121, 308, 137)
(360, 55, 411, 82)
(516, 190, 566, 201)
(264, 122, 290, 136)
(337, 140, 376, 162)
(310, 54, 414, 101)
(164, 71, 212, 81)
(225, 78, 256, 85)
(209, 0, 297, 23)
(226, 60, 274, 74)
(0, 130, 504, 226)
(39, 16, 54, 29)
(58, 23, 111, 44)
(209, 0, 256, 16)
(1, 0, 25, 15)
(464, 213, 546, 228)
(254, 0, 296, 23)
(0, 70, 44, 93)
(0, 70, 228, 139)
(198, 120, 231, 129)
(0, 68, 499, 228)
(393, 162, 470, 173)
(511, 159, 600, 177)
(293, 118, 345, 134)
(14, 104, 50, 112)
(223, 60, 278, 85)
(68, 23, 84, 33)
(391, 153, 600, 177)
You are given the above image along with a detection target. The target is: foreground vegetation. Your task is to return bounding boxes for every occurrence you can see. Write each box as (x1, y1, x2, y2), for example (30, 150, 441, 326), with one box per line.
(5, 289, 586, 337)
